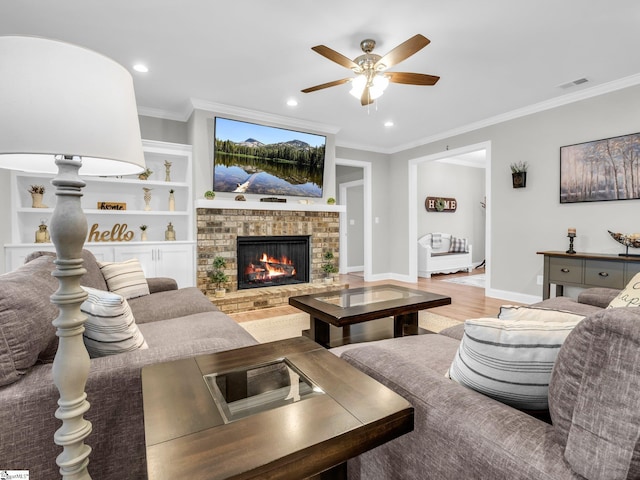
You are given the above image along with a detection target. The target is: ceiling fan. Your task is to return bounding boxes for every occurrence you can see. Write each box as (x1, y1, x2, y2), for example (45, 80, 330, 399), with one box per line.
(301, 34, 440, 106)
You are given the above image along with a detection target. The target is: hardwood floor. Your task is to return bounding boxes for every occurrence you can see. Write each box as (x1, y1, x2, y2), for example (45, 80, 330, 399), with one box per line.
(230, 268, 519, 323)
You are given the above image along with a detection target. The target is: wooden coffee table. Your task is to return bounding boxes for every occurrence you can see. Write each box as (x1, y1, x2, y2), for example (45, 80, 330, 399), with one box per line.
(289, 284, 451, 348)
(142, 336, 413, 480)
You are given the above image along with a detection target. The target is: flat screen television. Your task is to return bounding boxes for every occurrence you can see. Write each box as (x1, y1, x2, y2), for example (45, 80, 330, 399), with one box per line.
(213, 117, 327, 198)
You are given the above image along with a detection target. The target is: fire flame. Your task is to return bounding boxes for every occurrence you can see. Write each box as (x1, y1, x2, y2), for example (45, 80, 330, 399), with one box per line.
(244, 253, 296, 281)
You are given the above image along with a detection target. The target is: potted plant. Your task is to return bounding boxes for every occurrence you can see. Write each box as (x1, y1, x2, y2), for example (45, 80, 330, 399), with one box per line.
(322, 250, 339, 283)
(204, 190, 216, 200)
(327, 197, 336, 205)
(138, 167, 153, 180)
(139, 225, 148, 241)
(510, 162, 528, 188)
(209, 256, 229, 297)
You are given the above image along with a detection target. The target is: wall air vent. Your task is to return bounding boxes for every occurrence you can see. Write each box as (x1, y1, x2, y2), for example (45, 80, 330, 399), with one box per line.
(558, 77, 589, 89)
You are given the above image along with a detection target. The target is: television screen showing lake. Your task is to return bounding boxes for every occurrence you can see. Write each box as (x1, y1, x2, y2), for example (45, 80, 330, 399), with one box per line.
(213, 117, 326, 198)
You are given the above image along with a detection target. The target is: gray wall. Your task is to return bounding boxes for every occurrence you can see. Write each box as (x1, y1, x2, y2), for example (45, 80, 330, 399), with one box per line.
(388, 83, 640, 297)
(417, 161, 486, 264)
(139, 115, 188, 144)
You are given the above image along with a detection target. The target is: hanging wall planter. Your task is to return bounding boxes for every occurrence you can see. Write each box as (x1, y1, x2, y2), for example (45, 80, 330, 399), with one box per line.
(510, 162, 528, 188)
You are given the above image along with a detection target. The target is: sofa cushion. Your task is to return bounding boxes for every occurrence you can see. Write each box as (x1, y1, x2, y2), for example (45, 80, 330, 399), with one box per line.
(98, 258, 150, 299)
(448, 316, 582, 410)
(81, 287, 148, 358)
(128, 287, 219, 324)
(549, 308, 640, 480)
(498, 305, 585, 323)
(607, 272, 640, 308)
(25, 249, 109, 291)
(448, 237, 468, 253)
(0, 255, 59, 386)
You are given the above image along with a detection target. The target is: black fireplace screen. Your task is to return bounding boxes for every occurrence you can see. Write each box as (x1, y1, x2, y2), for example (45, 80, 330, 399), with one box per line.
(237, 236, 310, 290)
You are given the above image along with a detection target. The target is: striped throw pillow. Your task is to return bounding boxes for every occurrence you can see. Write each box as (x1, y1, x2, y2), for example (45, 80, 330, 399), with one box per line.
(448, 316, 582, 410)
(81, 287, 148, 358)
(431, 233, 442, 249)
(98, 258, 150, 299)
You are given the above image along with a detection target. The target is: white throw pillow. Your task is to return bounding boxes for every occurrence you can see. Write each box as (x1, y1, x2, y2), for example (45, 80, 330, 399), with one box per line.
(448, 316, 582, 410)
(81, 286, 148, 358)
(607, 272, 640, 308)
(498, 305, 585, 323)
(98, 258, 150, 299)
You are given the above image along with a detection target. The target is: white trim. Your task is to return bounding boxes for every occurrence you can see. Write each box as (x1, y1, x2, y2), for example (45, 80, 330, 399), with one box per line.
(194, 199, 345, 212)
(390, 73, 640, 154)
(346, 265, 365, 273)
(339, 179, 365, 274)
(408, 141, 492, 293)
(335, 158, 373, 282)
(138, 105, 192, 122)
(189, 98, 341, 135)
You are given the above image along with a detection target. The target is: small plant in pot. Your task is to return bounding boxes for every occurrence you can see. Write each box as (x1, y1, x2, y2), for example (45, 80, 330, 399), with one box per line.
(510, 161, 528, 188)
(322, 250, 339, 284)
(209, 256, 229, 297)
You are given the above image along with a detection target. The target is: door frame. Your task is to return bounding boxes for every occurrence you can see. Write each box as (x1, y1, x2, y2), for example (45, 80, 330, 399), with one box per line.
(335, 158, 372, 281)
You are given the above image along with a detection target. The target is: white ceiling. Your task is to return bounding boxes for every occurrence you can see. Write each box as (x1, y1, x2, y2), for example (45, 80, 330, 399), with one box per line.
(3, 1, 640, 153)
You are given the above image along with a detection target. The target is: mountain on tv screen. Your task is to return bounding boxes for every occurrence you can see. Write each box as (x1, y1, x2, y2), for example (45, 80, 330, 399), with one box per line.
(213, 117, 327, 198)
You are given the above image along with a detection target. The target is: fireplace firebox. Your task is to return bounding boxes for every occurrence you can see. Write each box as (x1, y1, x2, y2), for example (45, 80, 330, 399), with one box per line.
(237, 236, 310, 290)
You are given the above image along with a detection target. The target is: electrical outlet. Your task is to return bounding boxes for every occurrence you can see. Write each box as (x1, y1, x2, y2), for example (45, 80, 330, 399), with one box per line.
(536, 275, 543, 285)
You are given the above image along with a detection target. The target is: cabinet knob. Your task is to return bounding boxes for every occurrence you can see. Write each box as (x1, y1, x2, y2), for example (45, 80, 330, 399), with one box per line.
(599, 272, 609, 277)
(561, 268, 570, 273)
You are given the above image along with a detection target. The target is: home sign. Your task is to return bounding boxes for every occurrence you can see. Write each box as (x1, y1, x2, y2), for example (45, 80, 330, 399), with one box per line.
(425, 197, 457, 212)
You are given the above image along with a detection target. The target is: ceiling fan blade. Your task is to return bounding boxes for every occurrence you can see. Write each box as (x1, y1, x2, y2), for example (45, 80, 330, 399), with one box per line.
(301, 78, 351, 93)
(311, 45, 360, 70)
(374, 34, 431, 70)
(387, 72, 440, 85)
(361, 86, 374, 106)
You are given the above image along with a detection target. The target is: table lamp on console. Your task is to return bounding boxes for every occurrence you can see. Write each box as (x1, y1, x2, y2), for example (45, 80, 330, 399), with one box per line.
(0, 36, 145, 479)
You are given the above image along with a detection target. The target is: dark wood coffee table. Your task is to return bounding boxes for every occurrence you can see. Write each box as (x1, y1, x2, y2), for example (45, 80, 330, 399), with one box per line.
(142, 336, 413, 480)
(289, 284, 451, 348)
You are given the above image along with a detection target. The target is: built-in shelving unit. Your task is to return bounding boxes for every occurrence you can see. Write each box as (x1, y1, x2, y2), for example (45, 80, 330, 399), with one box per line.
(5, 140, 196, 287)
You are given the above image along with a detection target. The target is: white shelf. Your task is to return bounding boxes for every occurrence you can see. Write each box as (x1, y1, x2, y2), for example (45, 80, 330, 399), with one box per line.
(195, 199, 346, 213)
(6, 140, 196, 286)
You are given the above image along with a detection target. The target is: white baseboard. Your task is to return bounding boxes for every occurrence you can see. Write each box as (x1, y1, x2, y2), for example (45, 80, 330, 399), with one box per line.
(345, 265, 365, 273)
(486, 288, 541, 304)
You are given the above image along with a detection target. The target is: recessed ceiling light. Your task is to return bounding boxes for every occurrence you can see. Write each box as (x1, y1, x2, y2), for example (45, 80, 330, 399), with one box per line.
(286, 98, 298, 107)
(384, 121, 394, 127)
(133, 64, 148, 73)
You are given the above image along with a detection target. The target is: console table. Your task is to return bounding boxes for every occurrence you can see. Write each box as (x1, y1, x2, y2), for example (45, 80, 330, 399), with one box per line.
(537, 251, 640, 299)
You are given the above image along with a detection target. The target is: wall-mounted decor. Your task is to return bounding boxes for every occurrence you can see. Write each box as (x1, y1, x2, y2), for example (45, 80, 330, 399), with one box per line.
(425, 196, 457, 212)
(213, 117, 327, 198)
(560, 132, 640, 203)
(510, 162, 528, 188)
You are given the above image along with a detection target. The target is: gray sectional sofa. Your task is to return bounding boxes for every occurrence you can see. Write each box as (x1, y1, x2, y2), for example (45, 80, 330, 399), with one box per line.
(0, 250, 257, 479)
(333, 289, 640, 480)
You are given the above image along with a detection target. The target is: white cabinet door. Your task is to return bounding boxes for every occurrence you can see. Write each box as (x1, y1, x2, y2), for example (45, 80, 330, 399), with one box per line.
(113, 242, 195, 288)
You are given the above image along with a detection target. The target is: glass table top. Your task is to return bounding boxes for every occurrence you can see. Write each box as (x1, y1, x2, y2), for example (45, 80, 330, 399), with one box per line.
(313, 287, 421, 308)
(203, 358, 324, 424)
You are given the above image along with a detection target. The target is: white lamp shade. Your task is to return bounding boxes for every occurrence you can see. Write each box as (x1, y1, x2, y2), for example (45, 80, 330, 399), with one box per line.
(0, 35, 145, 176)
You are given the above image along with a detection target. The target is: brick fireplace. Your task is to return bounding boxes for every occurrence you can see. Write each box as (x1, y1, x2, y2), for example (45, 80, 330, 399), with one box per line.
(196, 201, 345, 313)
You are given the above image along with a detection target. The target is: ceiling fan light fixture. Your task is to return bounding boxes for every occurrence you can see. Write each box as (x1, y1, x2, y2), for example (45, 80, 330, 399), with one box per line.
(349, 73, 389, 101)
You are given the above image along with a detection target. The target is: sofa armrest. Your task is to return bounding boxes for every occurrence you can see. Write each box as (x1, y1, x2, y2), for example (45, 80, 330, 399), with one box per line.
(146, 277, 178, 293)
(577, 287, 619, 308)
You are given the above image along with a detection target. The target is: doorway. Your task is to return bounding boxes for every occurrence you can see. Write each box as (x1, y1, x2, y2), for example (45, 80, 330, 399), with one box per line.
(335, 158, 372, 281)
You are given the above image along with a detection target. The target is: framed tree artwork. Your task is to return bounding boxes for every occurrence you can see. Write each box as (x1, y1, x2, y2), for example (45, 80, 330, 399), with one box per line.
(560, 132, 640, 203)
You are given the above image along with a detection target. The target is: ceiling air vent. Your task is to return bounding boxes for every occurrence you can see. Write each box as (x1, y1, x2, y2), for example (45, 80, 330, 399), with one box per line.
(558, 77, 589, 89)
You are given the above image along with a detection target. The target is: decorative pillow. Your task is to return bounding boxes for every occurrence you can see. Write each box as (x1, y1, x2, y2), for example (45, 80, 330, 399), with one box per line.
(607, 272, 640, 308)
(498, 305, 585, 323)
(431, 233, 442, 249)
(448, 316, 582, 410)
(98, 258, 150, 299)
(448, 237, 468, 253)
(81, 287, 148, 358)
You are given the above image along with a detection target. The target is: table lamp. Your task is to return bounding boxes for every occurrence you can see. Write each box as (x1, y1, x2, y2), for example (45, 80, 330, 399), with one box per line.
(0, 36, 145, 479)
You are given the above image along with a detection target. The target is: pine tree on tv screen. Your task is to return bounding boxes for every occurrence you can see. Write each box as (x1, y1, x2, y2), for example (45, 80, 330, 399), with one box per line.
(213, 117, 326, 198)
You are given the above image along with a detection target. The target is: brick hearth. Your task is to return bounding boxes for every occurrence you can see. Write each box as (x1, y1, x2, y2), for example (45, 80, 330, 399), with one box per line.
(196, 204, 343, 313)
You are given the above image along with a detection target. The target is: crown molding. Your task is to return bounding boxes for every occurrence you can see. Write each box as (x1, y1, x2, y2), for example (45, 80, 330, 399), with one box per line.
(390, 73, 640, 154)
(137, 105, 192, 122)
(189, 98, 341, 135)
